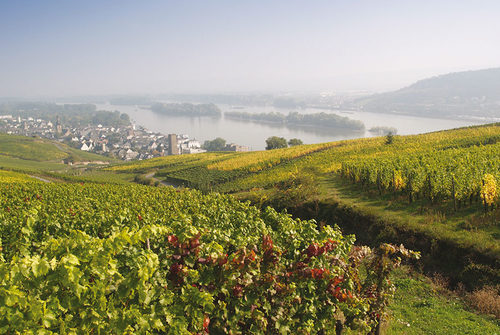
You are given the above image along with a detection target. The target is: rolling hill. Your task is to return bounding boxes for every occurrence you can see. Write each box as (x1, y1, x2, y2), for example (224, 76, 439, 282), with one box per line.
(1, 126, 499, 333)
(0, 133, 126, 183)
(355, 68, 500, 120)
(108, 123, 500, 289)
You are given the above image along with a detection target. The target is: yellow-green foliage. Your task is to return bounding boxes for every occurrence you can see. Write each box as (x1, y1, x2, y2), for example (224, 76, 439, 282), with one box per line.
(0, 182, 389, 334)
(206, 142, 337, 172)
(0, 134, 67, 161)
(0, 134, 115, 167)
(0, 170, 39, 183)
(106, 152, 228, 172)
(108, 124, 500, 205)
(481, 174, 498, 206)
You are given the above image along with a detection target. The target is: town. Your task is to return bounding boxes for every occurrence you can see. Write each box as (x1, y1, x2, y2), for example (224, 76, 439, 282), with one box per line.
(0, 114, 213, 160)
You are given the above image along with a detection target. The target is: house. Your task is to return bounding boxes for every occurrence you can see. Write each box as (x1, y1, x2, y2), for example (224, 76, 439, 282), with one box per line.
(148, 141, 158, 150)
(80, 140, 94, 151)
(182, 147, 207, 154)
(125, 149, 139, 160)
(225, 143, 250, 152)
(80, 142, 90, 151)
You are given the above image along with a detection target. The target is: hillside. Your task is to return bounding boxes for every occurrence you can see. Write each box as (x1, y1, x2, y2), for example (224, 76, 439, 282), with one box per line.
(0, 182, 418, 334)
(108, 123, 500, 289)
(0, 133, 127, 183)
(0, 133, 116, 164)
(1, 126, 499, 333)
(355, 68, 500, 120)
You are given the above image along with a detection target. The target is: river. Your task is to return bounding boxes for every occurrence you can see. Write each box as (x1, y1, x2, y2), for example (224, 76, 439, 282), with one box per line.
(94, 103, 490, 151)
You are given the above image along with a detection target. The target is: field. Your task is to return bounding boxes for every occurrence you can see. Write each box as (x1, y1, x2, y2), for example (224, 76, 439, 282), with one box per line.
(0, 133, 116, 174)
(0, 128, 499, 333)
(0, 170, 40, 183)
(108, 124, 500, 266)
(107, 124, 500, 198)
(0, 181, 422, 333)
(0, 133, 122, 186)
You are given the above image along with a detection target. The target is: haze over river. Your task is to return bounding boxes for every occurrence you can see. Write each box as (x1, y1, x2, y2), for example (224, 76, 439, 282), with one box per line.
(95, 103, 489, 151)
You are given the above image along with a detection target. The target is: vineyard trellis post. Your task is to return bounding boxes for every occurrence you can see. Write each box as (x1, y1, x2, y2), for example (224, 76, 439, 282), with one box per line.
(451, 176, 457, 212)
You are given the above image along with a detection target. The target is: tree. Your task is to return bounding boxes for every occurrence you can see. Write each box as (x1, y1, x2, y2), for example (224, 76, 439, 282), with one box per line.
(385, 132, 394, 145)
(288, 138, 303, 146)
(265, 136, 288, 150)
(202, 137, 226, 151)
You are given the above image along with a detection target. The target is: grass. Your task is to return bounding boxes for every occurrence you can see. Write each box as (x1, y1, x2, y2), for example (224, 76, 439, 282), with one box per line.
(387, 267, 499, 334)
(0, 133, 69, 161)
(318, 175, 500, 259)
(0, 155, 68, 172)
(0, 133, 116, 164)
(0, 133, 119, 182)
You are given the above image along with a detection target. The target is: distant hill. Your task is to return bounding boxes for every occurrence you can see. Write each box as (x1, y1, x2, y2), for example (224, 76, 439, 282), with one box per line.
(355, 68, 500, 120)
(0, 133, 116, 173)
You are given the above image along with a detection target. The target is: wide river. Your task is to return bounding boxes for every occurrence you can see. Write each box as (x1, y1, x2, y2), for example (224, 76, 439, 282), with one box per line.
(95, 103, 492, 151)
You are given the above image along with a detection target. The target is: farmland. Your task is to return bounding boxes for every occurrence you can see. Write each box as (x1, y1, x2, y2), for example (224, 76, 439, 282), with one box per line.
(0, 125, 499, 333)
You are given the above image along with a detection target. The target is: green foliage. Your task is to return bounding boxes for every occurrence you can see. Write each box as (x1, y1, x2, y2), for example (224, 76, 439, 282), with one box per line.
(0, 133, 115, 165)
(265, 136, 288, 150)
(0, 182, 415, 333)
(202, 137, 227, 151)
(268, 172, 319, 210)
(288, 138, 303, 146)
(134, 174, 159, 186)
(385, 132, 394, 145)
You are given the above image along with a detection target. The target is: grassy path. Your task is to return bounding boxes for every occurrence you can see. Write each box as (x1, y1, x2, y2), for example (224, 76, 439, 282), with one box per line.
(313, 175, 500, 333)
(386, 267, 499, 334)
(317, 174, 500, 258)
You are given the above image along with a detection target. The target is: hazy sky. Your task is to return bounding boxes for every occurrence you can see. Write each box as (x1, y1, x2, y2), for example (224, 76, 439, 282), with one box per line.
(1, 0, 500, 97)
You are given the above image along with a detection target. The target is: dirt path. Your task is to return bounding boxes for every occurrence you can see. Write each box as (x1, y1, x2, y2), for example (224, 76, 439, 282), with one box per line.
(144, 172, 177, 187)
(30, 175, 52, 183)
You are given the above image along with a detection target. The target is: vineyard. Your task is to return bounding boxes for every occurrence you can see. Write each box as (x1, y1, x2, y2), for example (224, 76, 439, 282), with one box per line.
(108, 123, 500, 211)
(0, 170, 39, 183)
(0, 125, 499, 333)
(104, 124, 500, 290)
(340, 142, 500, 209)
(0, 182, 417, 334)
(105, 142, 342, 191)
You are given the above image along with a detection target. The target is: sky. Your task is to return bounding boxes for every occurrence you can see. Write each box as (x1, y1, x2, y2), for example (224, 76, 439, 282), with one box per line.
(1, 0, 500, 97)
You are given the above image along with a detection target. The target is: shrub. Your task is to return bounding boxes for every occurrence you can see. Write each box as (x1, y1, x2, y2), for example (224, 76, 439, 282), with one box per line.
(467, 286, 500, 318)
